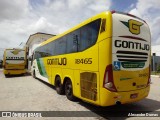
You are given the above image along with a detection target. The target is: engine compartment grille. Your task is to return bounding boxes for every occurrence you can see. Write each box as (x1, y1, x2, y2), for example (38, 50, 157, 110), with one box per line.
(116, 50, 148, 62)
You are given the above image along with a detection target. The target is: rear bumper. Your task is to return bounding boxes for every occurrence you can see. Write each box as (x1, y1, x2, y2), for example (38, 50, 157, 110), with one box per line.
(100, 86, 150, 106)
(3, 69, 26, 75)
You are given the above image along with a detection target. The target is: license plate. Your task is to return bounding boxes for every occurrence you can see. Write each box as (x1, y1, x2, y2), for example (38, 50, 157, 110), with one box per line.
(130, 93, 138, 99)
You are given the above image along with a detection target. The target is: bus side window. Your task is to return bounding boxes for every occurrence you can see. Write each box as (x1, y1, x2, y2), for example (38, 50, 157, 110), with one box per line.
(54, 41, 58, 55)
(80, 26, 87, 51)
(56, 37, 67, 55)
(50, 41, 56, 56)
(66, 31, 79, 53)
(73, 34, 78, 52)
(79, 19, 101, 51)
(73, 30, 80, 52)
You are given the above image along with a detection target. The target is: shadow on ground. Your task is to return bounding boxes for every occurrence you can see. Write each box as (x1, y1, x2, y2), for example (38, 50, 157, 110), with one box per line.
(3, 72, 31, 78)
(77, 97, 160, 120)
(37, 78, 160, 120)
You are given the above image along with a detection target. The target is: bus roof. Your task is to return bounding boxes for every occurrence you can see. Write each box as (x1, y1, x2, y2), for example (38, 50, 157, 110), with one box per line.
(4, 48, 25, 51)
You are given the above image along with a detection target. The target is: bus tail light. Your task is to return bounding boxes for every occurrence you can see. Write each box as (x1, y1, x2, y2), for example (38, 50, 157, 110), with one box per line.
(103, 64, 117, 92)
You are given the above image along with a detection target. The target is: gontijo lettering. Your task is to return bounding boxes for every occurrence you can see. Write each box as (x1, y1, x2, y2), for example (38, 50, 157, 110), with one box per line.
(47, 58, 67, 65)
(115, 40, 149, 51)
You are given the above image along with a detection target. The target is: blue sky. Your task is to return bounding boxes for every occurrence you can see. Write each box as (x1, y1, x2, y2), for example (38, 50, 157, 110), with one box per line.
(0, 0, 159, 59)
(110, 0, 137, 12)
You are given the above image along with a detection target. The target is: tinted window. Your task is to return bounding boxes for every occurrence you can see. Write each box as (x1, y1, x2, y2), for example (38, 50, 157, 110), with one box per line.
(48, 42, 54, 56)
(55, 37, 67, 55)
(34, 19, 101, 58)
(66, 32, 78, 53)
(79, 19, 101, 51)
(47, 40, 56, 56)
(73, 29, 81, 52)
(34, 48, 41, 59)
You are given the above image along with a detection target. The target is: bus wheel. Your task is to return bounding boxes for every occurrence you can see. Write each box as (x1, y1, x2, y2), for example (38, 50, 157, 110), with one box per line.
(65, 79, 76, 101)
(5, 74, 8, 78)
(55, 76, 64, 95)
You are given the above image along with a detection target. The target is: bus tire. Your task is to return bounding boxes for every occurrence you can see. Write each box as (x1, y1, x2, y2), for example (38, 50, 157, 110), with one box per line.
(65, 79, 76, 101)
(5, 74, 8, 78)
(55, 76, 64, 95)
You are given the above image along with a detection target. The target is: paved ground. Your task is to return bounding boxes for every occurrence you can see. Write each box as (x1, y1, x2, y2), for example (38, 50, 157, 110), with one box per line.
(0, 69, 160, 120)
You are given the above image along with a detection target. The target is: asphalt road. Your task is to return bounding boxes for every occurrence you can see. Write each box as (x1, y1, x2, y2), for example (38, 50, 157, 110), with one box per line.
(0, 69, 159, 120)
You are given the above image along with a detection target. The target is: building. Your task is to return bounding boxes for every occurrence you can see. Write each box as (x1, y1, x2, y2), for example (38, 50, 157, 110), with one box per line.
(25, 32, 55, 71)
(151, 45, 160, 71)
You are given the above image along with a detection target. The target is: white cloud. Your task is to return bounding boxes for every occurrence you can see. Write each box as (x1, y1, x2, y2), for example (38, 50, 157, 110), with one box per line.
(27, 17, 59, 34)
(129, 8, 142, 18)
(39, 0, 110, 33)
(0, 0, 111, 59)
(129, 4, 135, 9)
(129, 0, 160, 45)
(136, 0, 160, 16)
(88, 0, 110, 12)
(0, 0, 29, 21)
(151, 17, 160, 44)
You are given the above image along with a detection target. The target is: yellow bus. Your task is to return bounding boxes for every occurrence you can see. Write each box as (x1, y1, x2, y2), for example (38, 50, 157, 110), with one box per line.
(31, 11, 151, 106)
(3, 48, 27, 77)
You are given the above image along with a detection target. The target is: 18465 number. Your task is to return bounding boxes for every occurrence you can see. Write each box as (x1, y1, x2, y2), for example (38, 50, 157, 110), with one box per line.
(75, 58, 92, 64)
